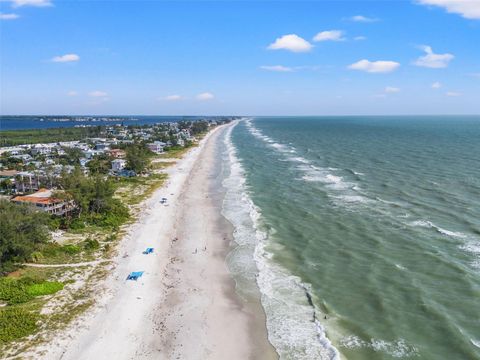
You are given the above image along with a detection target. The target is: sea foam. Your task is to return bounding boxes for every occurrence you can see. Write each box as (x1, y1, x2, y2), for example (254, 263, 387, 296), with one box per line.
(340, 335, 418, 358)
(409, 220, 467, 238)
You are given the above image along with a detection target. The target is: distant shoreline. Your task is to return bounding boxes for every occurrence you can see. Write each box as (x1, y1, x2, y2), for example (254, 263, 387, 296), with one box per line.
(0, 116, 238, 131)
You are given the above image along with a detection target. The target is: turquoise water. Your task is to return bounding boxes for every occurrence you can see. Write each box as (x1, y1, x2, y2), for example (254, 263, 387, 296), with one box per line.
(225, 117, 480, 359)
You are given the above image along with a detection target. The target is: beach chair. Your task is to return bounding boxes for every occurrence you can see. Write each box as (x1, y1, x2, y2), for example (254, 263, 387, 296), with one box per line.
(143, 248, 154, 254)
(126, 271, 144, 281)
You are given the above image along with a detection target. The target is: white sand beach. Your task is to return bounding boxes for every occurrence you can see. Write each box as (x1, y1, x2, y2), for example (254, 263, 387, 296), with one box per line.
(32, 123, 277, 360)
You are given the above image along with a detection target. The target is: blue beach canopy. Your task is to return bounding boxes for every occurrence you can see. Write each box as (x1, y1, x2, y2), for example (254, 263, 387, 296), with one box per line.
(127, 271, 144, 280)
(143, 248, 154, 254)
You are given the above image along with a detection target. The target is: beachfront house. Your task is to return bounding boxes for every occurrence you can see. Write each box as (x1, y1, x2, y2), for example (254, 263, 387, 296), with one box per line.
(111, 159, 127, 172)
(147, 141, 166, 154)
(11, 188, 74, 216)
(177, 138, 185, 147)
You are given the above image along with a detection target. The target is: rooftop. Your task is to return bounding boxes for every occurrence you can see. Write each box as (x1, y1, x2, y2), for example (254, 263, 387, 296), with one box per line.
(12, 188, 63, 205)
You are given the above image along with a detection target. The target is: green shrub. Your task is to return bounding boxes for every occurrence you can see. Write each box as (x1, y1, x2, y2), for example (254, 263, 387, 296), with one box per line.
(48, 217, 61, 231)
(61, 244, 80, 254)
(26, 281, 64, 297)
(105, 233, 117, 242)
(30, 251, 44, 263)
(83, 238, 100, 250)
(0, 307, 39, 342)
(0, 278, 63, 304)
(69, 219, 86, 230)
(0, 278, 33, 305)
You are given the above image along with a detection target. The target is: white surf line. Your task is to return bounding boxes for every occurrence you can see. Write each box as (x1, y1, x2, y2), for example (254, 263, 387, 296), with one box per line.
(225, 121, 341, 360)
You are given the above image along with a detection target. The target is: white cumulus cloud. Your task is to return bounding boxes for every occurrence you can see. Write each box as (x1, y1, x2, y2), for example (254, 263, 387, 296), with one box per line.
(0, 12, 19, 19)
(196, 92, 214, 101)
(417, 0, 480, 19)
(88, 90, 108, 97)
(354, 36, 367, 41)
(431, 81, 442, 89)
(260, 65, 294, 72)
(51, 54, 80, 63)
(267, 34, 313, 53)
(385, 86, 400, 93)
(9, 0, 52, 7)
(348, 59, 400, 73)
(413, 46, 454, 68)
(67, 91, 78, 96)
(162, 95, 183, 101)
(349, 15, 379, 22)
(313, 30, 345, 42)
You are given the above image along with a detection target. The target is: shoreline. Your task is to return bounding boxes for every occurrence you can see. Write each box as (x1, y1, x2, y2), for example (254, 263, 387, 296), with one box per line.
(24, 122, 277, 359)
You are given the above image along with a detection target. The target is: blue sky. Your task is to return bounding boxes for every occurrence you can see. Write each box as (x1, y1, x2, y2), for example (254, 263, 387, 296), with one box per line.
(1, 0, 479, 115)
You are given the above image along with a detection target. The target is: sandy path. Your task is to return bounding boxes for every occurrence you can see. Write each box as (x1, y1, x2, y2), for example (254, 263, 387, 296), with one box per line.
(33, 124, 276, 360)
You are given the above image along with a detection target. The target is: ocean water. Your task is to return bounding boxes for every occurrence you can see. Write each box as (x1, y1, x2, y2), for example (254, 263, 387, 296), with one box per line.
(221, 117, 480, 360)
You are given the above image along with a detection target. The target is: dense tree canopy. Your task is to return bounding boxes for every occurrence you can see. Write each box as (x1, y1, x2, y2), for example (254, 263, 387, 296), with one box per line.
(125, 144, 151, 174)
(87, 153, 112, 175)
(0, 200, 50, 273)
(57, 167, 129, 227)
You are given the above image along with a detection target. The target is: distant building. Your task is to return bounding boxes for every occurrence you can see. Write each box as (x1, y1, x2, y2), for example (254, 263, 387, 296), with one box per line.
(111, 159, 127, 172)
(31, 144, 53, 156)
(11, 154, 33, 162)
(147, 141, 166, 154)
(0, 170, 18, 193)
(11, 188, 74, 216)
(108, 149, 126, 158)
(83, 149, 103, 159)
(15, 171, 41, 193)
(79, 158, 89, 168)
(0, 170, 19, 180)
(95, 143, 110, 151)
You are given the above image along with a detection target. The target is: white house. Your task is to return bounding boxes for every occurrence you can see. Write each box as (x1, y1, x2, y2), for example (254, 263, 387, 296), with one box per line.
(111, 159, 127, 172)
(147, 141, 166, 154)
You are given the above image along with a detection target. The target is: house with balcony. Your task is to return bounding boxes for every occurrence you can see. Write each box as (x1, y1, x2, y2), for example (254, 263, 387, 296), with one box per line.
(147, 141, 166, 154)
(11, 188, 74, 216)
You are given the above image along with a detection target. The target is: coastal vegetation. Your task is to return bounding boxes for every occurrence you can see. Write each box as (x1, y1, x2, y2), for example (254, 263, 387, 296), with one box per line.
(57, 168, 130, 229)
(0, 307, 40, 342)
(125, 143, 153, 174)
(0, 276, 64, 343)
(0, 201, 50, 273)
(0, 127, 104, 147)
